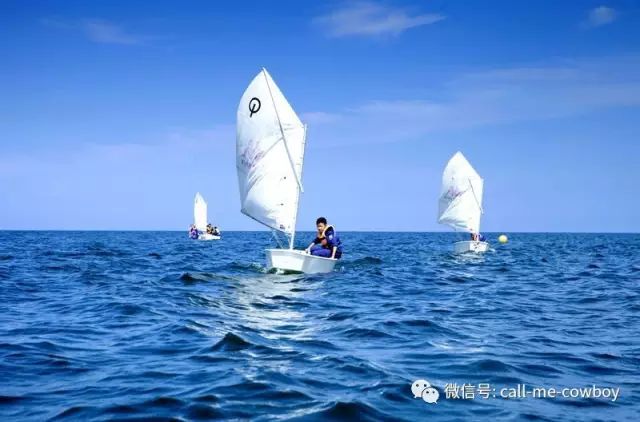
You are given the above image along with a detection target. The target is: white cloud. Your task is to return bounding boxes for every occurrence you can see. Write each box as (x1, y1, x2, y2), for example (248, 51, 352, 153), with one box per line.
(42, 17, 146, 45)
(300, 111, 342, 125)
(81, 19, 143, 45)
(585, 6, 617, 28)
(304, 56, 640, 147)
(314, 1, 445, 38)
(0, 125, 237, 230)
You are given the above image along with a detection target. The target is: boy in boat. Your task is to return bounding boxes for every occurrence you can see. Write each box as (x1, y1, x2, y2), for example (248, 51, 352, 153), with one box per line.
(305, 217, 343, 259)
(470, 233, 486, 242)
(212, 226, 220, 236)
(206, 224, 214, 235)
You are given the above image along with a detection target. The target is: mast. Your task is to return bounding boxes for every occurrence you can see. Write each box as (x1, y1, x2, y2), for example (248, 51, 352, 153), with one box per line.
(262, 68, 305, 248)
(468, 177, 484, 233)
(288, 123, 307, 249)
(468, 178, 484, 214)
(262, 68, 304, 193)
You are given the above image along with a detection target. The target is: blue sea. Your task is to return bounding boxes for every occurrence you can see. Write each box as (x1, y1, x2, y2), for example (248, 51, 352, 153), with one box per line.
(1, 231, 639, 421)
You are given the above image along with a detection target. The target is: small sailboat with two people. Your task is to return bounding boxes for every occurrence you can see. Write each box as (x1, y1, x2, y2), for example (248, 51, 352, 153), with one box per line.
(236, 68, 337, 274)
(438, 152, 489, 253)
(189, 192, 221, 241)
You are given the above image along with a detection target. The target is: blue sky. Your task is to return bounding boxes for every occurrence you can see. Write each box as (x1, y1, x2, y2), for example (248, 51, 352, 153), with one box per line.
(1, 1, 639, 232)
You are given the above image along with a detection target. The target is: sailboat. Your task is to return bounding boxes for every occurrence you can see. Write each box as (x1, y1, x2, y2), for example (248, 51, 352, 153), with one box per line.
(193, 192, 220, 240)
(438, 152, 489, 253)
(236, 68, 337, 274)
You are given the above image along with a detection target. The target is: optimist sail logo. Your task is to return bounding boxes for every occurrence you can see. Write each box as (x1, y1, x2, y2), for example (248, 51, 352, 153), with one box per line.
(248, 97, 261, 117)
(412, 379, 440, 404)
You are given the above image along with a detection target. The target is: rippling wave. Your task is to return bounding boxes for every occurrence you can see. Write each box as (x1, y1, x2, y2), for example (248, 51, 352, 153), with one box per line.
(1, 231, 639, 421)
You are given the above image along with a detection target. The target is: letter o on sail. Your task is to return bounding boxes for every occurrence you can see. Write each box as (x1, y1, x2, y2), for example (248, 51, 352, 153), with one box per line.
(248, 97, 261, 117)
(236, 68, 306, 234)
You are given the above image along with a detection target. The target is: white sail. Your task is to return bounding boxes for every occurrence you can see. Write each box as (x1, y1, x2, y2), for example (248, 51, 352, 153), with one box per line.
(438, 152, 484, 233)
(236, 68, 306, 236)
(194, 192, 208, 232)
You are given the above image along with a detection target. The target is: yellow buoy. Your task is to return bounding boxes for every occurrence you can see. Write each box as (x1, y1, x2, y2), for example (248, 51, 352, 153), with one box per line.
(498, 234, 508, 244)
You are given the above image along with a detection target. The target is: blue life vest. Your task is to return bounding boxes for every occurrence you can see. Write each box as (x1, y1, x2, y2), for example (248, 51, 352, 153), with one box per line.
(322, 225, 343, 253)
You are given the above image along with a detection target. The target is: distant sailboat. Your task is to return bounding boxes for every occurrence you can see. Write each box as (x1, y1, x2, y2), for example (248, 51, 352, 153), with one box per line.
(438, 152, 489, 253)
(236, 68, 337, 273)
(193, 192, 220, 241)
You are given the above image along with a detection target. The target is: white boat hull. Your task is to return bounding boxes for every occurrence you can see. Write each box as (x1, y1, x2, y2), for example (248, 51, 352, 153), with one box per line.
(454, 241, 489, 254)
(266, 249, 337, 274)
(198, 234, 221, 241)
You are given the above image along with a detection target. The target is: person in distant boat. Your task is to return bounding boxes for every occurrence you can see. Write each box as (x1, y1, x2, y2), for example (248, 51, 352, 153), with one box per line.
(189, 224, 199, 239)
(470, 232, 486, 242)
(206, 224, 214, 235)
(305, 217, 342, 259)
(212, 226, 220, 236)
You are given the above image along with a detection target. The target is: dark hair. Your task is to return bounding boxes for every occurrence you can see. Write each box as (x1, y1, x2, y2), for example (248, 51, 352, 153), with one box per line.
(316, 217, 327, 225)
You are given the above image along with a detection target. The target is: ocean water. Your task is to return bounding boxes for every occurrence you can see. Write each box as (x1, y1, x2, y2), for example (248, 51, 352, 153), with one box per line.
(1, 231, 639, 421)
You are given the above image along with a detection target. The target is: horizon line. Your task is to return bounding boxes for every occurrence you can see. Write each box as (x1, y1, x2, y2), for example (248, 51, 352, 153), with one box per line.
(0, 229, 638, 234)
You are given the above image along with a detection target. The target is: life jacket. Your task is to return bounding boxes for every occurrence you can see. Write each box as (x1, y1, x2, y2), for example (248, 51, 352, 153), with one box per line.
(322, 225, 343, 252)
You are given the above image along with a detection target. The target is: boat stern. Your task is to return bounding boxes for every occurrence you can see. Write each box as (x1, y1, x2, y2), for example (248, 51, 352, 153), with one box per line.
(266, 249, 337, 274)
(453, 241, 489, 254)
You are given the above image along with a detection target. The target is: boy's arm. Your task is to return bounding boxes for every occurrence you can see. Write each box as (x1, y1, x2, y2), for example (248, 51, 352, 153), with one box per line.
(304, 241, 316, 253)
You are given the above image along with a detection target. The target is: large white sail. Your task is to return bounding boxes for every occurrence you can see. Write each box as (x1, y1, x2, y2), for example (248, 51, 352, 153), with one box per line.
(236, 68, 306, 236)
(438, 152, 484, 233)
(194, 192, 208, 232)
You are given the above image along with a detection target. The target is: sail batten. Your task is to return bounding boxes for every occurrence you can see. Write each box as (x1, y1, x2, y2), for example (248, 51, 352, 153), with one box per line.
(236, 69, 306, 235)
(438, 152, 484, 233)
